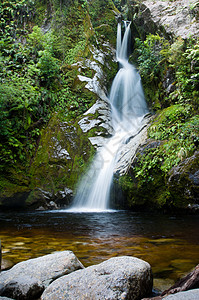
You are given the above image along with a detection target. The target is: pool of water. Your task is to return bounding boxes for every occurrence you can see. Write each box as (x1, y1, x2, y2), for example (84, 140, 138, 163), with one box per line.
(0, 210, 198, 291)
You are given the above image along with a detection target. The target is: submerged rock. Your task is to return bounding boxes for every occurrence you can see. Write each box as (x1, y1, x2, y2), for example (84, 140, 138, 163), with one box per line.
(0, 251, 84, 299)
(41, 256, 152, 300)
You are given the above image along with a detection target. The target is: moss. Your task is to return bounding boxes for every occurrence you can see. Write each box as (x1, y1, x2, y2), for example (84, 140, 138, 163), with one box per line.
(87, 0, 118, 47)
(143, 82, 163, 111)
(118, 168, 171, 210)
(34, 0, 48, 26)
(29, 112, 95, 195)
(0, 176, 29, 199)
(168, 151, 199, 208)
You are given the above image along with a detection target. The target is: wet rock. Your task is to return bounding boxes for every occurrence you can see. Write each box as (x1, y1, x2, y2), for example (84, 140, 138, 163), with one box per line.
(187, 204, 199, 213)
(54, 188, 73, 207)
(47, 201, 58, 210)
(26, 188, 53, 210)
(41, 256, 152, 300)
(0, 275, 44, 300)
(35, 206, 45, 211)
(114, 118, 151, 176)
(26, 114, 94, 210)
(76, 44, 114, 142)
(78, 117, 101, 133)
(88, 136, 108, 148)
(51, 138, 71, 160)
(37, 188, 52, 201)
(0, 251, 84, 299)
(78, 97, 113, 138)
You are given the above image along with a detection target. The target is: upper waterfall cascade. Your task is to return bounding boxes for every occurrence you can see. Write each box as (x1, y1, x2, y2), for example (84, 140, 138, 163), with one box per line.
(68, 22, 148, 212)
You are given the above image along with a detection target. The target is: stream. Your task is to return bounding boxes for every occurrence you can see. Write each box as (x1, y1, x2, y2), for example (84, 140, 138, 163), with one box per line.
(0, 210, 198, 291)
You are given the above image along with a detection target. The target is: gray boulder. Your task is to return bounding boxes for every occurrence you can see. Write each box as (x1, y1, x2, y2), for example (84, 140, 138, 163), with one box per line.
(132, 0, 199, 39)
(0, 275, 44, 300)
(163, 288, 199, 299)
(0, 251, 84, 299)
(41, 256, 152, 300)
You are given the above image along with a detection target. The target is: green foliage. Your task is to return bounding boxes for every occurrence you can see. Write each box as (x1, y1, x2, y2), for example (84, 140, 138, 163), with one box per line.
(0, 0, 115, 181)
(37, 50, 60, 88)
(132, 34, 198, 203)
(132, 34, 170, 109)
(134, 34, 199, 111)
(87, 0, 118, 45)
(134, 34, 169, 82)
(0, 77, 40, 168)
(133, 109, 198, 193)
(169, 39, 199, 109)
(65, 39, 87, 65)
(128, 33, 198, 209)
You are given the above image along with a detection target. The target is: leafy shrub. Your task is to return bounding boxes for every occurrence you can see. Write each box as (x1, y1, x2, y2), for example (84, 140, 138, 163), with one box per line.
(134, 34, 169, 82)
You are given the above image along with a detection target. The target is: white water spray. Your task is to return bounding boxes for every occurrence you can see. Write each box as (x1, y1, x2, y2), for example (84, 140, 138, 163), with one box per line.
(68, 22, 148, 212)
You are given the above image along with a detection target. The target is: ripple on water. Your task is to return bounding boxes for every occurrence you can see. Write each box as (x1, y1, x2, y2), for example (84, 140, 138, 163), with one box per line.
(0, 211, 199, 292)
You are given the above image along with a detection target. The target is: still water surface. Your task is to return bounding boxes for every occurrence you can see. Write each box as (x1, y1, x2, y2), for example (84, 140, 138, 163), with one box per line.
(0, 210, 198, 290)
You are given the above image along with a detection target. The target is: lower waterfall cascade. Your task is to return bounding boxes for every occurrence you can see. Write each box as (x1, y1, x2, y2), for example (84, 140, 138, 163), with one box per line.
(68, 21, 149, 212)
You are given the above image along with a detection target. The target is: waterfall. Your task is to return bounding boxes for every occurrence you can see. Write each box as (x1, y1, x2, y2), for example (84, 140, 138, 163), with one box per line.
(68, 22, 148, 212)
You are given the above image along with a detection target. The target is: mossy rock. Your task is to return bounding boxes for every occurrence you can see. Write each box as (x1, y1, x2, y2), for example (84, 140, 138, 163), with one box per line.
(167, 151, 199, 208)
(29, 112, 95, 196)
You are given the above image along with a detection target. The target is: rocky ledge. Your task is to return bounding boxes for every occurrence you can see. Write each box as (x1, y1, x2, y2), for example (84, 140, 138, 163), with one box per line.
(132, 0, 199, 39)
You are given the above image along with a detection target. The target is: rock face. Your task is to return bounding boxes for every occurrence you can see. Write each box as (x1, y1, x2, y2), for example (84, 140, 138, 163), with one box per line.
(114, 116, 151, 176)
(0, 251, 84, 300)
(168, 151, 199, 207)
(132, 0, 199, 39)
(41, 256, 153, 300)
(76, 43, 115, 148)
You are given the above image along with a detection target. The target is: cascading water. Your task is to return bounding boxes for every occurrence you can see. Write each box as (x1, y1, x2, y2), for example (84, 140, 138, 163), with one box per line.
(68, 22, 148, 212)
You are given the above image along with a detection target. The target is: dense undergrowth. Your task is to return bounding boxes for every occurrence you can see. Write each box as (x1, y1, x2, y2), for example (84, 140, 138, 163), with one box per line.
(120, 32, 199, 209)
(0, 0, 198, 209)
(0, 0, 118, 195)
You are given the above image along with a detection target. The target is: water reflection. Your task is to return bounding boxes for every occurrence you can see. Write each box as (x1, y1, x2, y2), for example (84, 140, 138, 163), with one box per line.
(0, 211, 198, 291)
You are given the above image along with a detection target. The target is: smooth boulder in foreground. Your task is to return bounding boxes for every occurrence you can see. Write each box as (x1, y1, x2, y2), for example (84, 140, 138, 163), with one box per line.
(41, 256, 153, 300)
(0, 251, 84, 299)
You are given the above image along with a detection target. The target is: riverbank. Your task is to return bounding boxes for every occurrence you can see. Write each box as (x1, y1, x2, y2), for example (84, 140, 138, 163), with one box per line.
(0, 210, 198, 293)
(0, 250, 199, 299)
